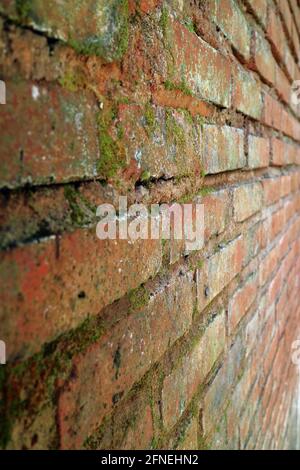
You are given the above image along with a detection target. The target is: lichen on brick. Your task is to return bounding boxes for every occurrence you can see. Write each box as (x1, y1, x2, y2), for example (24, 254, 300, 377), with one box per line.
(11, 0, 130, 61)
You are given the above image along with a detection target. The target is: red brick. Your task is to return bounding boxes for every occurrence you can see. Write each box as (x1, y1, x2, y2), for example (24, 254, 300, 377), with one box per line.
(0, 230, 162, 359)
(275, 66, 291, 104)
(267, 6, 286, 65)
(201, 125, 245, 174)
(85, 388, 154, 449)
(275, 0, 292, 34)
(232, 66, 262, 119)
(0, 81, 100, 189)
(197, 235, 246, 309)
(199, 189, 230, 240)
(58, 272, 195, 448)
(248, 135, 270, 169)
(202, 334, 245, 435)
(259, 247, 279, 287)
(208, 0, 251, 61)
(233, 182, 263, 222)
(253, 32, 276, 86)
(228, 273, 258, 333)
(139, 0, 161, 13)
(170, 21, 231, 107)
(262, 94, 282, 130)
(162, 311, 225, 430)
(245, 0, 267, 26)
(118, 104, 202, 180)
(0, 0, 130, 62)
(263, 177, 282, 206)
(271, 138, 286, 166)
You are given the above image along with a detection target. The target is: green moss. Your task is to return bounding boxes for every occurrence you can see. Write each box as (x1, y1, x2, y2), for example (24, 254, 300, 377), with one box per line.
(15, 0, 33, 20)
(178, 193, 193, 204)
(196, 259, 204, 270)
(0, 314, 106, 449)
(164, 79, 193, 97)
(128, 286, 149, 311)
(198, 186, 214, 197)
(144, 103, 157, 136)
(151, 436, 161, 449)
(140, 170, 151, 182)
(97, 108, 126, 179)
(166, 110, 186, 148)
(184, 18, 196, 33)
(97, 131, 123, 178)
(114, 0, 130, 60)
(64, 186, 96, 227)
(69, 1, 129, 60)
(59, 71, 83, 92)
(117, 124, 125, 140)
(182, 109, 194, 125)
(159, 6, 169, 37)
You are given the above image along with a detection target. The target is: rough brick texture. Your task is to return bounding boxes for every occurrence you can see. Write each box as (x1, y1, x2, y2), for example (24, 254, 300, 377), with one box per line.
(1, 0, 300, 451)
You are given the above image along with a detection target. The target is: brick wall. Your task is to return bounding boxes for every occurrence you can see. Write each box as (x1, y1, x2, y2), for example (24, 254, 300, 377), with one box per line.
(1, 0, 300, 450)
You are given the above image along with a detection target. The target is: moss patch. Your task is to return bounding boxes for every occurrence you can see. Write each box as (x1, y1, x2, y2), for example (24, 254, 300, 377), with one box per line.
(69, 0, 129, 60)
(144, 103, 157, 137)
(97, 106, 126, 180)
(164, 79, 193, 97)
(59, 71, 84, 93)
(198, 186, 214, 197)
(64, 186, 96, 227)
(159, 6, 169, 37)
(15, 0, 33, 20)
(184, 18, 196, 34)
(165, 110, 186, 148)
(128, 286, 149, 311)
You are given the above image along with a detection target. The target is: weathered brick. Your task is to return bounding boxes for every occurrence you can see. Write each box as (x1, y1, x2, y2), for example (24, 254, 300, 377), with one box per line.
(232, 66, 262, 119)
(208, 0, 251, 61)
(170, 21, 231, 107)
(1, 0, 300, 452)
(87, 390, 154, 450)
(253, 32, 276, 86)
(162, 311, 226, 430)
(233, 183, 263, 222)
(57, 273, 194, 448)
(202, 333, 245, 435)
(201, 125, 245, 174)
(275, 0, 292, 34)
(271, 138, 286, 166)
(176, 418, 198, 450)
(118, 103, 202, 180)
(246, 0, 267, 25)
(228, 273, 257, 333)
(0, 230, 162, 359)
(197, 235, 246, 309)
(260, 248, 279, 287)
(0, 81, 100, 189)
(0, 0, 129, 61)
(262, 94, 282, 131)
(275, 66, 291, 105)
(248, 135, 270, 169)
(263, 177, 282, 206)
(267, 6, 286, 65)
(199, 189, 230, 240)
